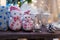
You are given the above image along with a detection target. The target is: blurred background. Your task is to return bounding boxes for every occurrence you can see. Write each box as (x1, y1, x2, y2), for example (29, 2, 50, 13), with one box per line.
(0, 0, 60, 40)
(0, 0, 60, 23)
(0, 0, 60, 22)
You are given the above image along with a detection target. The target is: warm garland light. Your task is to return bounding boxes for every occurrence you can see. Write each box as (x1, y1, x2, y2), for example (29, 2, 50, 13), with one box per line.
(48, 19, 52, 23)
(30, 0, 37, 9)
(18, 1, 20, 4)
(31, 3, 37, 9)
(18, 1, 20, 7)
(32, 0, 37, 3)
(41, 1, 44, 4)
(31, 3, 34, 6)
(39, 0, 44, 7)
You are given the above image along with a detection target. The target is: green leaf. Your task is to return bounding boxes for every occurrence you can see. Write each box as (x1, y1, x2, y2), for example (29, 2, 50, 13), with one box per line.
(26, 0, 32, 3)
(19, 0, 32, 7)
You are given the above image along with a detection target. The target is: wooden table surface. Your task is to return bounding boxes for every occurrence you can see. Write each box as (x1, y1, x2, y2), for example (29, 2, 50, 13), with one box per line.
(0, 31, 60, 40)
